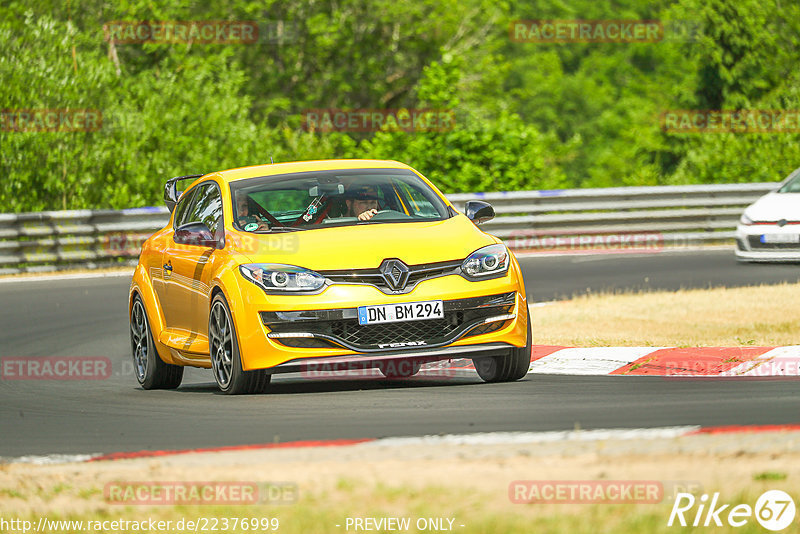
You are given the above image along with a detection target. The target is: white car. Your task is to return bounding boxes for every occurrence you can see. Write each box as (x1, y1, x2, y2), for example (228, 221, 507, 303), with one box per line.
(736, 167, 800, 262)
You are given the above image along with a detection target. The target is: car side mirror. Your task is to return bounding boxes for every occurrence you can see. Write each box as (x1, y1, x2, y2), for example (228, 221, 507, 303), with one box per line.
(465, 200, 495, 225)
(174, 222, 218, 248)
(164, 181, 179, 212)
(164, 174, 206, 212)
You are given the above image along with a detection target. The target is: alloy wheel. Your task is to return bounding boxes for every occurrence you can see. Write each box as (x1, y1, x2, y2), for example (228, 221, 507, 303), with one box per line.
(209, 301, 233, 389)
(130, 300, 149, 383)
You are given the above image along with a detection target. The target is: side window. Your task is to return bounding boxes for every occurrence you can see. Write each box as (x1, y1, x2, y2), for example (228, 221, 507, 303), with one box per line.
(173, 188, 196, 229)
(182, 183, 223, 235)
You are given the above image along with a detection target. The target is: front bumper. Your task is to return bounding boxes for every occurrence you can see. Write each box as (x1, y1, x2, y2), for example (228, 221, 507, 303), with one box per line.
(735, 224, 800, 262)
(267, 342, 514, 375)
(261, 292, 515, 352)
(230, 270, 528, 371)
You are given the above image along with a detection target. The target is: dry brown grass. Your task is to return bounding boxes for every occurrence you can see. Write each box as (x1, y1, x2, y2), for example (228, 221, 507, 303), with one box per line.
(531, 283, 800, 347)
(4, 434, 800, 533)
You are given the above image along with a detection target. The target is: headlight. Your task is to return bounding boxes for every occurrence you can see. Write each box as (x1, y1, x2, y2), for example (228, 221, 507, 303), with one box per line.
(739, 213, 753, 226)
(461, 244, 509, 279)
(239, 264, 326, 292)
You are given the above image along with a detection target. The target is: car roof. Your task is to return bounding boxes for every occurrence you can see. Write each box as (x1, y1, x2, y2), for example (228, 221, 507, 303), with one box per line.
(211, 159, 413, 183)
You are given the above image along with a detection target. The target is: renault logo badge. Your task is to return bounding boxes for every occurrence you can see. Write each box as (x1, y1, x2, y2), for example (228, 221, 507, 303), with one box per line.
(379, 259, 410, 290)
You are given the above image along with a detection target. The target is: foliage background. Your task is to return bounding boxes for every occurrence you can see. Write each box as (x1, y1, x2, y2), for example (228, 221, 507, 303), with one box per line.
(1, 0, 799, 211)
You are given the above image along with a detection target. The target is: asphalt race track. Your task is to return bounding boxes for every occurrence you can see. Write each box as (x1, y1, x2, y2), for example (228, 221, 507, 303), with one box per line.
(1, 249, 799, 458)
(520, 248, 800, 301)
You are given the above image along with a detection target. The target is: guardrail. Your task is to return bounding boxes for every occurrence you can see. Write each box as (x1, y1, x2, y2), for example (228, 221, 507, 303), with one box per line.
(0, 207, 169, 275)
(0, 183, 776, 274)
(448, 182, 773, 251)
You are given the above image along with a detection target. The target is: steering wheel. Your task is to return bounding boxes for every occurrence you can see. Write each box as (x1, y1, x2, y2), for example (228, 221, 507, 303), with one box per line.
(367, 209, 412, 221)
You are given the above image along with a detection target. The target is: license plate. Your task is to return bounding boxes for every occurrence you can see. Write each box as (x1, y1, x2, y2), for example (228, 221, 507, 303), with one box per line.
(761, 234, 800, 244)
(358, 300, 444, 325)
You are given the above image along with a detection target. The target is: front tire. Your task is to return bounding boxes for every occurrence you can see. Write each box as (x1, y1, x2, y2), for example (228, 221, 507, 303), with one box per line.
(130, 295, 183, 389)
(473, 317, 531, 383)
(209, 294, 270, 395)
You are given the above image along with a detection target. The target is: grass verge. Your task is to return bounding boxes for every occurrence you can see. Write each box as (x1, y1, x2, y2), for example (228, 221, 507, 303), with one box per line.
(531, 282, 800, 347)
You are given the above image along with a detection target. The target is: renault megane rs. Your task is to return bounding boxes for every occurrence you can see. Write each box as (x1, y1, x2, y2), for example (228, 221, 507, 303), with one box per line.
(129, 159, 531, 394)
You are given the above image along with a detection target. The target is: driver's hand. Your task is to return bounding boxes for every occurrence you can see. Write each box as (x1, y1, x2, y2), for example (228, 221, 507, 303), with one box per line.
(358, 209, 378, 221)
(252, 215, 270, 231)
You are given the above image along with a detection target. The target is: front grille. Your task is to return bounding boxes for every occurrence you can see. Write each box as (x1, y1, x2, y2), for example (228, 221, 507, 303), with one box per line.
(747, 236, 800, 250)
(262, 292, 515, 352)
(331, 317, 457, 347)
(319, 259, 462, 294)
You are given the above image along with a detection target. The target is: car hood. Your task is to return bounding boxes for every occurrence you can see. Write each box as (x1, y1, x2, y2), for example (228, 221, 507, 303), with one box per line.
(234, 215, 499, 270)
(744, 192, 800, 222)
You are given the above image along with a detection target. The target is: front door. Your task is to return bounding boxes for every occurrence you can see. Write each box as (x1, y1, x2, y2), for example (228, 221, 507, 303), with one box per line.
(161, 182, 224, 345)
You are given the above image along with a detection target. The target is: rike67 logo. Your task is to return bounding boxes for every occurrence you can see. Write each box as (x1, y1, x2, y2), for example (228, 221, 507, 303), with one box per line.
(668, 490, 796, 531)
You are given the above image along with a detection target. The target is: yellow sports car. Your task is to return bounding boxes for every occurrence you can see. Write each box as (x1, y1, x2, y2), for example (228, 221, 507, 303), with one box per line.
(129, 159, 530, 394)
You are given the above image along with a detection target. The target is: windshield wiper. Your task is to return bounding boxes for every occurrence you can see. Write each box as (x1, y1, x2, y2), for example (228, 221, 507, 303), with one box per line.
(248, 226, 305, 233)
(267, 226, 305, 232)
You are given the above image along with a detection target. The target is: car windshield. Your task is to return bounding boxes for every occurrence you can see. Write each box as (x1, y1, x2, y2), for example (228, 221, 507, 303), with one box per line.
(777, 167, 800, 193)
(229, 169, 451, 231)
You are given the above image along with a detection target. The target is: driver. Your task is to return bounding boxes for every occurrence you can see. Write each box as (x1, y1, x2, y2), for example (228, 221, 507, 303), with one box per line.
(235, 191, 270, 231)
(345, 185, 380, 221)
